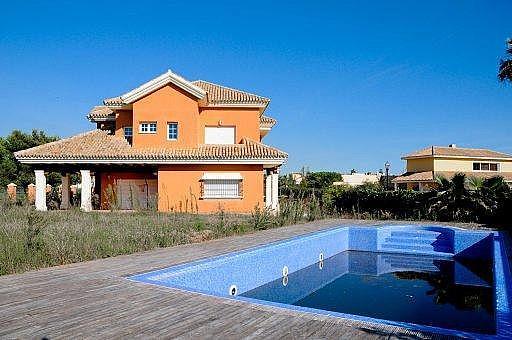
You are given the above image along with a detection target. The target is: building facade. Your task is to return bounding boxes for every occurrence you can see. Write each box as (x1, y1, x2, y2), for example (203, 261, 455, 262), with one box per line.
(15, 70, 287, 213)
(392, 144, 512, 191)
(333, 173, 382, 187)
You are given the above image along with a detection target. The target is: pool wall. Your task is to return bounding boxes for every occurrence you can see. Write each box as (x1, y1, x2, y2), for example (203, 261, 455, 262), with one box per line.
(130, 225, 492, 297)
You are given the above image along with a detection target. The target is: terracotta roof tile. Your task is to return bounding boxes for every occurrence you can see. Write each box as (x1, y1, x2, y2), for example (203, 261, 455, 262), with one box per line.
(103, 96, 123, 106)
(14, 130, 288, 162)
(403, 146, 512, 159)
(191, 80, 269, 106)
(392, 171, 512, 183)
(87, 106, 115, 120)
(260, 115, 277, 129)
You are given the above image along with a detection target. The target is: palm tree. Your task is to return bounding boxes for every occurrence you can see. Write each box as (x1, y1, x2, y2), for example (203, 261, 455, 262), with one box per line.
(429, 173, 480, 222)
(499, 38, 512, 82)
(466, 176, 484, 191)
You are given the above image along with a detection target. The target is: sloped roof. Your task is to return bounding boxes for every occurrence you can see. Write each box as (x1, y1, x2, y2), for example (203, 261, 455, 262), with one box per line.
(392, 171, 512, 183)
(100, 70, 269, 109)
(87, 106, 115, 120)
(192, 80, 269, 106)
(260, 115, 277, 129)
(403, 146, 512, 160)
(14, 130, 287, 164)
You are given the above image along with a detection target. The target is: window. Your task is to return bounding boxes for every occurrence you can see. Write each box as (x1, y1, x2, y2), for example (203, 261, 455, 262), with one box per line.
(140, 122, 157, 133)
(203, 179, 240, 198)
(123, 126, 133, 144)
(201, 173, 243, 199)
(204, 126, 235, 144)
(472, 162, 499, 172)
(167, 123, 178, 140)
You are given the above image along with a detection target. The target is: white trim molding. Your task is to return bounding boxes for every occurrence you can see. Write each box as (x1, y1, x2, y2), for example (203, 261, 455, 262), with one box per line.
(120, 70, 206, 103)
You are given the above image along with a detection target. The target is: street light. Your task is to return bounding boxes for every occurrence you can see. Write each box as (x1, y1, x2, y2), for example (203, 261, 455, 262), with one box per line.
(384, 161, 391, 190)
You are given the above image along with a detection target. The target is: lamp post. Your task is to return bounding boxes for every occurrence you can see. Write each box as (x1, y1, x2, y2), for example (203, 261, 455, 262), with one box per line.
(385, 161, 391, 190)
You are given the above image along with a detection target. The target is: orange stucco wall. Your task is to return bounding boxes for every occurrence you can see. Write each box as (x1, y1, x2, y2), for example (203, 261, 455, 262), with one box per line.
(115, 110, 134, 138)
(157, 164, 264, 213)
(198, 107, 261, 143)
(131, 84, 200, 148)
(114, 85, 262, 148)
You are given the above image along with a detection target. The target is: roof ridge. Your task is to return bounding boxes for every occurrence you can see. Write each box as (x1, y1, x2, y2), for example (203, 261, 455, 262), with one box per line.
(434, 145, 499, 151)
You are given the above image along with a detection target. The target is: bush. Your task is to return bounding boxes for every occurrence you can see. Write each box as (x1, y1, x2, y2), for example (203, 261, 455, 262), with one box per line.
(322, 175, 512, 224)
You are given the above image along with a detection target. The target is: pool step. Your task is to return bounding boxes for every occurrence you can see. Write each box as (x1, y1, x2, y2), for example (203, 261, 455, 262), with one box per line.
(384, 236, 439, 244)
(388, 230, 442, 238)
(379, 230, 452, 255)
(381, 254, 441, 272)
(381, 242, 451, 253)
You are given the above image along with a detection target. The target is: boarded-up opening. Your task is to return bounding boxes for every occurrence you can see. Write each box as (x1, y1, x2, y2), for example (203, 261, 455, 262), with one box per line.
(117, 179, 158, 210)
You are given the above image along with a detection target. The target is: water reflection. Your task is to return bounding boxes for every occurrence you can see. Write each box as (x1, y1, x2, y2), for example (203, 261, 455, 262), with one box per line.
(242, 251, 495, 334)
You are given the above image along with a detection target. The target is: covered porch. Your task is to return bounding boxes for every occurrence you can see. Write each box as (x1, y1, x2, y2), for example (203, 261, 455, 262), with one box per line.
(33, 165, 158, 212)
(31, 165, 281, 213)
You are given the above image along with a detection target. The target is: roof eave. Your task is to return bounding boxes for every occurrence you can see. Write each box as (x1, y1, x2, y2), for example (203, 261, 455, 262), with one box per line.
(403, 155, 512, 161)
(87, 116, 115, 123)
(15, 157, 287, 166)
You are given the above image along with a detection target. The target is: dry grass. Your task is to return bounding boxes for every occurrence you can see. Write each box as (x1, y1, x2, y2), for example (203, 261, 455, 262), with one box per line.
(0, 188, 335, 276)
(0, 206, 257, 275)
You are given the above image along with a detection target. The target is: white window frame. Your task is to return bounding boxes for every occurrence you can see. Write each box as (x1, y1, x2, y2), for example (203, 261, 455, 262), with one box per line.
(167, 122, 178, 140)
(201, 173, 243, 199)
(139, 122, 157, 134)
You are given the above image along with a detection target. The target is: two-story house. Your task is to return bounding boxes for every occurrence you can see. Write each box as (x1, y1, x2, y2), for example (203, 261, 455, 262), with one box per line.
(15, 70, 288, 213)
(392, 144, 512, 191)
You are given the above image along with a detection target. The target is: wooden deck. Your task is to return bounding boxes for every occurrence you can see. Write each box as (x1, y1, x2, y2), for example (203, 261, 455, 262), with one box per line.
(0, 219, 477, 339)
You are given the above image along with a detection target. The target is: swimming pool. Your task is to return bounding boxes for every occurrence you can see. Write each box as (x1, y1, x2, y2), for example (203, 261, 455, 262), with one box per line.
(128, 225, 512, 338)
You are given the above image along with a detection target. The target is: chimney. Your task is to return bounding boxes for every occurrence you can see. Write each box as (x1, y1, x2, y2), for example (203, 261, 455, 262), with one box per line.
(448, 144, 457, 148)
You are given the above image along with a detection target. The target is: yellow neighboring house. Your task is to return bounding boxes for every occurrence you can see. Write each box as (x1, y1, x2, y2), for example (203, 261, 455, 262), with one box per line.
(392, 144, 512, 191)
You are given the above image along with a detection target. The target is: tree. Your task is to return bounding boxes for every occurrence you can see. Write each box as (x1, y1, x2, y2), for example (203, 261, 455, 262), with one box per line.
(0, 130, 59, 189)
(498, 38, 512, 82)
(304, 171, 343, 191)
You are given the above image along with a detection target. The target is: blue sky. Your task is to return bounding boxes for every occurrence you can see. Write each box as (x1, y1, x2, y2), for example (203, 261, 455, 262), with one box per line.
(1, 1, 511, 174)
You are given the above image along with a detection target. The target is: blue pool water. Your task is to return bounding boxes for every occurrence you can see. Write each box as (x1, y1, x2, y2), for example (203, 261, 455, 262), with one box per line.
(129, 225, 512, 338)
(242, 251, 495, 334)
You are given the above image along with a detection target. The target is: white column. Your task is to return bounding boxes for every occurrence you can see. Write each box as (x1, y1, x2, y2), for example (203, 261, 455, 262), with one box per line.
(265, 170, 272, 209)
(271, 169, 280, 213)
(60, 173, 70, 209)
(80, 170, 92, 212)
(34, 170, 47, 211)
